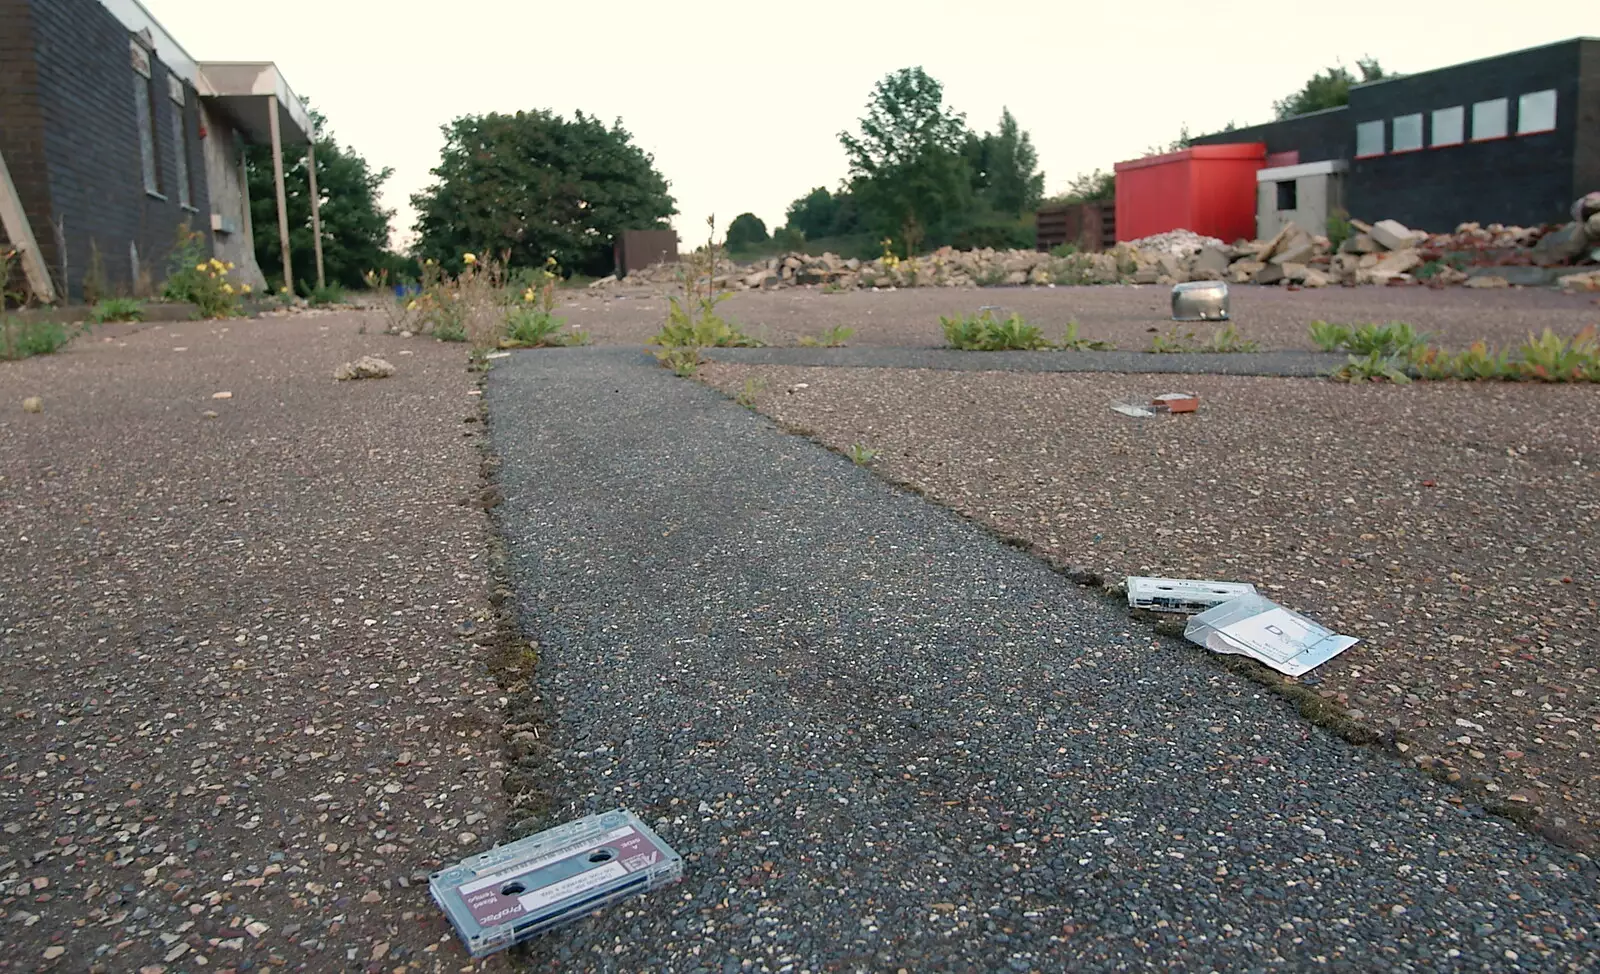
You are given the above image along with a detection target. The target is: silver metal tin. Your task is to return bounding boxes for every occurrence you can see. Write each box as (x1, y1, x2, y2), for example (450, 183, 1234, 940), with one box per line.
(1171, 280, 1230, 321)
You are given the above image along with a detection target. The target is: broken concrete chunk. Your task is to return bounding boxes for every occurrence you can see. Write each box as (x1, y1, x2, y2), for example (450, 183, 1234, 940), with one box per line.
(1229, 259, 1266, 284)
(1255, 221, 1299, 262)
(1464, 275, 1511, 289)
(1340, 233, 1380, 255)
(1270, 236, 1317, 266)
(1370, 250, 1422, 278)
(334, 356, 397, 381)
(1191, 246, 1231, 277)
(1368, 219, 1416, 251)
(1531, 222, 1589, 266)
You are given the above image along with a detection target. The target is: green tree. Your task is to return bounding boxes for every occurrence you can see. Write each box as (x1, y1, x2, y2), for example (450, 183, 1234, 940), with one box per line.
(839, 67, 972, 253)
(725, 212, 769, 249)
(246, 108, 396, 291)
(1048, 169, 1116, 204)
(783, 186, 863, 240)
(412, 110, 676, 276)
(1274, 58, 1386, 119)
(785, 187, 839, 239)
(977, 108, 1044, 215)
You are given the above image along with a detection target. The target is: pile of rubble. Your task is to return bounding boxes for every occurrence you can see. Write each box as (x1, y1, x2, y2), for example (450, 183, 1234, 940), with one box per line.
(594, 198, 1600, 293)
(1125, 229, 1226, 258)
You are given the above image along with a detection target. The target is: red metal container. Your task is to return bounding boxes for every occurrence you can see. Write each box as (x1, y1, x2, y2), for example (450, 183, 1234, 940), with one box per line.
(1114, 144, 1266, 243)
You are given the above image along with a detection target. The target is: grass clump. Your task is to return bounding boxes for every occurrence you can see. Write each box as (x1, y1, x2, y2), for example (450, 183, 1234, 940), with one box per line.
(847, 443, 879, 465)
(1331, 329, 1600, 385)
(941, 309, 1050, 350)
(734, 377, 767, 407)
(1, 249, 78, 360)
(304, 283, 346, 306)
(1149, 323, 1259, 353)
(798, 325, 855, 347)
(87, 297, 145, 323)
(1330, 351, 1412, 384)
(1308, 320, 1427, 357)
(1058, 320, 1114, 351)
(502, 260, 586, 347)
(650, 218, 760, 371)
(1519, 327, 1600, 382)
(504, 307, 585, 347)
(1, 318, 73, 360)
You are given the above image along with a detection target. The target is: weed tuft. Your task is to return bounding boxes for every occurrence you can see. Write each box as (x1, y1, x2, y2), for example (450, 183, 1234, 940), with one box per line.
(1518, 327, 1599, 382)
(798, 325, 855, 347)
(87, 297, 145, 324)
(1058, 320, 1114, 351)
(650, 217, 760, 368)
(1330, 351, 1412, 384)
(735, 377, 767, 407)
(1308, 320, 1427, 357)
(1149, 323, 1259, 353)
(847, 443, 880, 465)
(941, 309, 1050, 350)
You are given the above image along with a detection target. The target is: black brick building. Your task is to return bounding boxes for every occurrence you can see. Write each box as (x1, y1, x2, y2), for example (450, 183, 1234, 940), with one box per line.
(1192, 38, 1600, 231)
(0, 0, 311, 301)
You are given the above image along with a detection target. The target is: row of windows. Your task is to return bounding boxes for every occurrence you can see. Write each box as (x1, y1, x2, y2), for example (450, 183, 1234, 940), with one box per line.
(129, 38, 193, 207)
(1355, 89, 1557, 159)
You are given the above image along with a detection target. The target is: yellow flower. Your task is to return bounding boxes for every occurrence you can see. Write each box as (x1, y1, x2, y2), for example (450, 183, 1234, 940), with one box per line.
(209, 258, 224, 270)
(406, 300, 417, 310)
(279, 285, 290, 293)
(226, 261, 235, 270)
(462, 253, 477, 265)
(522, 289, 535, 302)
(222, 283, 234, 294)
(545, 256, 557, 267)
(240, 284, 252, 294)
(195, 263, 207, 272)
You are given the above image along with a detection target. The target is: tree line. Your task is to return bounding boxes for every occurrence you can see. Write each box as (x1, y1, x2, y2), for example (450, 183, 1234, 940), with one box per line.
(249, 57, 1387, 283)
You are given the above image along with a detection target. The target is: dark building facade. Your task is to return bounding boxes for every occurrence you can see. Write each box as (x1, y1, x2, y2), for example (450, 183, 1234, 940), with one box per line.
(1, 0, 312, 303)
(1192, 38, 1599, 231)
(0, 0, 211, 300)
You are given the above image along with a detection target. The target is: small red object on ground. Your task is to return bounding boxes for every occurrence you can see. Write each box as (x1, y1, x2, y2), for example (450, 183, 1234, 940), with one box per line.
(1152, 393, 1199, 414)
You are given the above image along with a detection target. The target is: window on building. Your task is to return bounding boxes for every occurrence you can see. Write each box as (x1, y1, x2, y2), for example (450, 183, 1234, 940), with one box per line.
(168, 75, 191, 207)
(1275, 180, 1297, 212)
(130, 40, 160, 195)
(1472, 98, 1508, 141)
(1517, 89, 1557, 134)
(1392, 113, 1423, 152)
(1431, 106, 1464, 147)
(1355, 120, 1384, 158)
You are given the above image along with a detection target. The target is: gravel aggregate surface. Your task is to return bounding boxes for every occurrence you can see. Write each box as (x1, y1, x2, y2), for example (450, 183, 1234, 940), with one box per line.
(700, 362, 1600, 854)
(560, 283, 1599, 350)
(704, 347, 1346, 376)
(489, 346, 1598, 972)
(0, 315, 509, 972)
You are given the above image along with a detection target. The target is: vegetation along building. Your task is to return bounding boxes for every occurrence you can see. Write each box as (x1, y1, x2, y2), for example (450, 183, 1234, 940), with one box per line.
(0, 0, 324, 302)
(1167, 37, 1600, 239)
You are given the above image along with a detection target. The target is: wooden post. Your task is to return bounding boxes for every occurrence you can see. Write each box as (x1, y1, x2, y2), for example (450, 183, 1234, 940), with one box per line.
(0, 148, 58, 303)
(267, 94, 292, 292)
(306, 140, 324, 290)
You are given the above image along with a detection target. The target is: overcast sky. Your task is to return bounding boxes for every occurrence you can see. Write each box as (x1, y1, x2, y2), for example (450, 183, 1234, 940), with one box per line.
(145, 0, 1595, 249)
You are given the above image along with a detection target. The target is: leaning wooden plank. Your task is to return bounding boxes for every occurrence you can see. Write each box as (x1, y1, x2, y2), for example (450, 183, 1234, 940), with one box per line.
(0, 147, 57, 303)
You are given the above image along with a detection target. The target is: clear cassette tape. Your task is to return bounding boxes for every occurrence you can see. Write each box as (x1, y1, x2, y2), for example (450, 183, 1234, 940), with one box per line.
(430, 808, 684, 958)
(1126, 575, 1257, 615)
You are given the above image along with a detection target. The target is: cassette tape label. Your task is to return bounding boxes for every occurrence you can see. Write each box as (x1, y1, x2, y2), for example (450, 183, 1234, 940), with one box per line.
(431, 808, 684, 957)
(458, 824, 670, 928)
